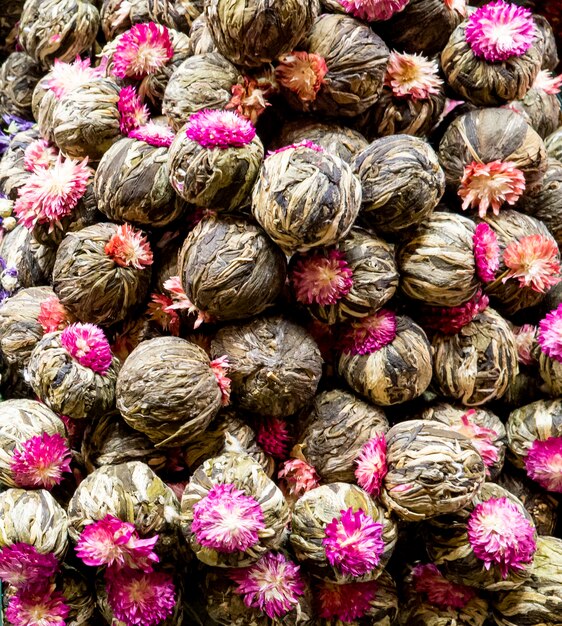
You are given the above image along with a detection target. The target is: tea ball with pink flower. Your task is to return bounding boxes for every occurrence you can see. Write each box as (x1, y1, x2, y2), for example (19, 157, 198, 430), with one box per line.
(181, 450, 290, 567)
(0, 52, 43, 121)
(536, 305, 562, 397)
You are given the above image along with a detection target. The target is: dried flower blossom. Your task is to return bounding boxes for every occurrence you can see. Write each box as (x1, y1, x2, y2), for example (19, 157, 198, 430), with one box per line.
(147, 293, 180, 335)
(339, 309, 397, 356)
(105, 223, 153, 269)
(6, 586, 69, 626)
(465, 0, 535, 62)
(291, 249, 353, 306)
(338, 0, 409, 22)
(256, 418, 291, 460)
(524, 437, 562, 493)
(105, 567, 176, 626)
(532, 69, 562, 95)
(278, 458, 320, 498)
(467, 497, 536, 578)
(61, 322, 113, 375)
(38, 296, 72, 333)
(323, 508, 385, 577)
(457, 410, 499, 472)
(191, 483, 265, 553)
(118, 86, 150, 135)
(13, 155, 90, 230)
(268, 140, 324, 157)
(502, 234, 561, 293)
(44, 56, 106, 99)
(11, 433, 71, 489)
(23, 140, 58, 172)
(412, 563, 476, 609)
(514, 324, 537, 365)
(75, 515, 159, 571)
(385, 52, 442, 100)
(113, 22, 174, 79)
(230, 552, 305, 619)
(355, 434, 387, 498)
(317, 580, 378, 622)
(420, 290, 490, 335)
(209, 356, 232, 407)
(473, 223, 500, 283)
(0, 543, 59, 589)
(185, 109, 256, 149)
(275, 52, 328, 102)
(458, 161, 526, 218)
(163, 276, 214, 329)
(538, 304, 562, 362)
(227, 76, 276, 125)
(129, 121, 175, 148)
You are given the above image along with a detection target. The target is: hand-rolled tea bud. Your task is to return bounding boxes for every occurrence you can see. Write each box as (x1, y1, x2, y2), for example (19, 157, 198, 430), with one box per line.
(58, 564, 95, 626)
(0, 225, 55, 288)
(18, 0, 100, 70)
(181, 450, 289, 567)
(432, 307, 519, 406)
(0, 52, 43, 120)
(290, 483, 397, 584)
(545, 126, 562, 162)
(338, 312, 433, 406)
(354, 136, 444, 236)
(148, 0, 203, 32)
(441, 1, 544, 107)
(100, 0, 151, 40)
(168, 110, 263, 210)
(252, 143, 361, 255)
(535, 14, 559, 71)
(211, 316, 322, 418)
(321, 0, 409, 21)
(52, 222, 153, 326)
(187, 14, 217, 55)
(0, 1, 24, 60)
(0, 126, 40, 200)
(425, 483, 537, 590)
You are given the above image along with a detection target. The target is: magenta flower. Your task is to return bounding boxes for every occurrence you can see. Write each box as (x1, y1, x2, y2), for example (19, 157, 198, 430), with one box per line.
(256, 417, 291, 460)
(420, 290, 490, 335)
(61, 322, 113, 375)
(37, 296, 72, 334)
(105, 223, 153, 269)
(209, 355, 231, 407)
(317, 580, 378, 622)
(278, 458, 320, 499)
(113, 22, 174, 79)
(339, 309, 397, 356)
(456, 410, 498, 472)
(23, 140, 58, 172)
(502, 235, 561, 293)
(6, 586, 69, 626)
(185, 109, 256, 149)
(412, 563, 476, 609)
(385, 52, 442, 100)
(0, 543, 59, 589)
(465, 0, 535, 62)
(268, 140, 324, 157)
(323, 508, 385, 577)
(129, 121, 175, 147)
(355, 434, 387, 498)
(75, 515, 159, 571)
(105, 566, 176, 626)
(191, 483, 265, 553)
(467, 497, 536, 578)
(230, 552, 305, 619)
(291, 249, 353, 306)
(525, 437, 562, 493)
(473, 223, 500, 283)
(118, 86, 150, 135)
(44, 56, 107, 99)
(11, 433, 71, 489)
(338, 0, 409, 22)
(538, 304, 562, 362)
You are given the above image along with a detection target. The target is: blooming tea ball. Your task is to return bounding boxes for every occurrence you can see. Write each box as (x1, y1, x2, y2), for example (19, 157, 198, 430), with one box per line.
(187, 14, 217, 56)
(0, 225, 55, 289)
(545, 127, 562, 162)
(148, 0, 203, 33)
(0, 126, 38, 200)
(100, 0, 151, 40)
(0, 52, 43, 120)
(509, 71, 562, 139)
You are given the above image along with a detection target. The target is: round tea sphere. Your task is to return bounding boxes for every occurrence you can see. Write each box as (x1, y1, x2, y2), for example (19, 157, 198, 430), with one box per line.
(148, 0, 203, 32)
(0, 225, 55, 289)
(0, 126, 38, 200)
(0, 52, 43, 120)
(545, 127, 562, 162)
(535, 15, 559, 71)
(510, 79, 562, 139)
(100, 0, 151, 40)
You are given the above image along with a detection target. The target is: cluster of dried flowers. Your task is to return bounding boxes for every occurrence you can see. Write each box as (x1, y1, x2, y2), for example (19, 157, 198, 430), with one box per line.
(0, 0, 561, 625)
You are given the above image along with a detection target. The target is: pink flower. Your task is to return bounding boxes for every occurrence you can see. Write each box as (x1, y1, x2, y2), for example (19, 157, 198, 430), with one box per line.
(44, 56, 106, 99)
(444, 0, 467, 16)
(75, 514, 159, 571)
(385, 52, 442, 100)
(275, 52, 328, 102)
(317, 580, 378, 622)
(458, 161, 526, 218)
(268, 140, 324, 157)
(105, 566, 176, 626)
(0, 543, 58, 589)
(338, 0, 409, 22)
(23, 140, 58, 172)
(230, 552, 305, 619)
(291, 249, 353, 306)
(227, 75, 277, 125)
(503, 235, 561, 293)
(339, 309, 397, 356)
(456, 410, 498, 472)
(538, 304, 562, 362)
(37, 296, 72, 333)
(256, 418, 291, 460)
(525, 437, 562, 493)
(112, 22, 174, 79)
(322, 508, 385, 577)
(163, 275, 214, 329)
(355, 434, 387, 498)
(191, 483, 265, 553)
(11, 433, 71, 489)
(465, 0, 535, 62)
(209, 355, 231, 406)
(532, 69, 562, 95)
(473, 223, 500, 283)
(6, 586, 69, 626)
(129, 121, 175, 147)
(420, 290, 490, 335)
(13, 155, 91, 231)
(278, 458, 320, 498)
(147, 293, 181, 335)
(61, 322, 113, 375)
(118, 86, 150, 135)
(514, 323, 537, 365)
(185, 109, 256, 149)
(412, 563, 476, 609)
(467, 497, 536, 578)
(105, 223, 153, 269)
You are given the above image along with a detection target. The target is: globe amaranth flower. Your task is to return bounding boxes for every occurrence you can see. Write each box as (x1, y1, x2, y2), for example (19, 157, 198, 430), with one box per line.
(268, 140, 324, 157)
(473, 222, 500, 283)
(105, 223, 153, 269)
(455, 410, 498, 473)
(420, 290, 490, 335)
(23, 140, 58, 172)
(502, 234, 561, 293)
(230, 552, 305, 619)
(524, 437, 562, 493)
(338, 0, 409, 22)
(209, 356, 232, 407)
(191, 483, 265, 553)
(256, 417, 291, 460)
(317, 580, 378, 622)
(11, 433, 71, 489)
(458, 161, 526, 218)
(275, 52, 328, 102)
(514, 323, 537, 365)
(112, 22, 174, 79)
(355, 434, 387, 498)
(465, 0, 535, 62)
(412, 563, 476, 609)
(6, 586, 69, 626)
(385, 52, 442, 100)
(37, 296, 73, 334)
(105, 566, 176, 626)
(0, 543, 59, 589)
(278, 458, 320, 499)
(185, 109, 256, 149)
(118, 86, 150, 135)
(339, 309, 397, 356)
(467, 496, 536, 578)
(538, 304, 562, 362)
(75, 514, 159, 571)
(129, 121, 175, 148)
(61, 322, 113, 375)
(44, 56, 107, 99)
(291, 249, 353, 306)
(323, 507, 385, 577)
(532, 69, 562, 95)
